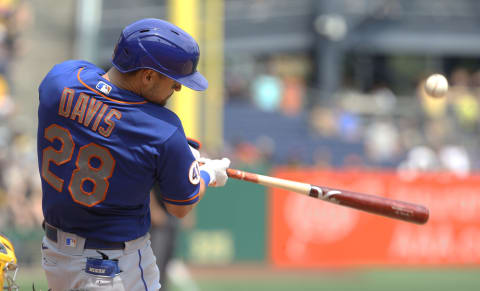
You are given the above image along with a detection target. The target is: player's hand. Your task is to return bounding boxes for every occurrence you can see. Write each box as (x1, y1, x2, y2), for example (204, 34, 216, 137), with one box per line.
(198, 157, 231, 187)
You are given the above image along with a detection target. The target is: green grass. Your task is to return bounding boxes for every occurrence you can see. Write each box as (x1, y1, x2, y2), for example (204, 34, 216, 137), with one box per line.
(15, 267, 48, 291)
(17, 265, 480, 291)
(172, 267, 480, 291)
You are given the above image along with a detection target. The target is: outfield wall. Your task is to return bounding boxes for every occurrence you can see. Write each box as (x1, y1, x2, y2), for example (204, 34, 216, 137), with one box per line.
(182, 167, 480, 267)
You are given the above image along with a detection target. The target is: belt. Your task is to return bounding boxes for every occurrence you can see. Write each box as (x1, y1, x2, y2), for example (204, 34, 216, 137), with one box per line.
(44, 222, 125, 250)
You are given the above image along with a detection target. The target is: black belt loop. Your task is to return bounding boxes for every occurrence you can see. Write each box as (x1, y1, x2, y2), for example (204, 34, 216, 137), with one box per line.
(43, 223, 124, 250)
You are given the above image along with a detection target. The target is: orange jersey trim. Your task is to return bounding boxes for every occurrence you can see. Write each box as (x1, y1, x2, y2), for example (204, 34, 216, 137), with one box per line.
(77, 68, 147, 105)
(162, 191, 200, 203)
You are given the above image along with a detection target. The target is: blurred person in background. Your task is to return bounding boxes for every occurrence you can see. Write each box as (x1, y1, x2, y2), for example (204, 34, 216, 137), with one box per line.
(149, 189, 199, 291)
(5, 132, 42, 228)
(337, 108, 361, 142)
(438, 144, 471, 177)
(0, 0, 32, 232)
(363, 116, 401, 166)
(0, 128, 43, 266)
(149, 138, 203, 291)
(251, 59, 283, 112)
(449, 68, 479, 134)
(280, 75, 304, 117)
(309, 106, 337, 138)
(0, 0, 31, 82)
(225, 70, 250, 104)
(369, 81, 397, 115)
(149, 184, 180, 291)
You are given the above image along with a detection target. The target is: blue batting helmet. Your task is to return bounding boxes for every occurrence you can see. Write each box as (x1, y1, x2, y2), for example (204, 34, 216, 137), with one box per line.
(112, 18, 208, 91)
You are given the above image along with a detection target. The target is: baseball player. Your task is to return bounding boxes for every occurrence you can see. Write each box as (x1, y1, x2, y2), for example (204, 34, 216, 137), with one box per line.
(37, 18, 230, 290)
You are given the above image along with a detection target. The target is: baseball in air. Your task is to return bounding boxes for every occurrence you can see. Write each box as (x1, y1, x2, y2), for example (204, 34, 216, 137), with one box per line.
(425, 74, 448, 98)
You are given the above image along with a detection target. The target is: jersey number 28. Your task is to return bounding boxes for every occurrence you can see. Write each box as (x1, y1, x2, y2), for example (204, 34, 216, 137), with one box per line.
(41, 124, 116, 207)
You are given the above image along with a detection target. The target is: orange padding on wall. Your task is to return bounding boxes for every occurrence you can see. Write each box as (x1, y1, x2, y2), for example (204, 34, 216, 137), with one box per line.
(269, 169, 480, 267)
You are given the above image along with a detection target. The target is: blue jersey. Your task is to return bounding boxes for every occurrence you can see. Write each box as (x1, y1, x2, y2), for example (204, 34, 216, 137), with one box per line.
(37, 60, 200, 242)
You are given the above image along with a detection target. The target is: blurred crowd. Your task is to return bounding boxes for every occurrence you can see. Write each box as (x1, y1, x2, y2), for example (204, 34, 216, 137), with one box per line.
(0, 0, 40, 231)
(224, 55, 480, 180)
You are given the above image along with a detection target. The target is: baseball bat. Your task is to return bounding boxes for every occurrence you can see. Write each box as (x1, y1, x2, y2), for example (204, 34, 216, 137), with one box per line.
(226, 168, 429, 225)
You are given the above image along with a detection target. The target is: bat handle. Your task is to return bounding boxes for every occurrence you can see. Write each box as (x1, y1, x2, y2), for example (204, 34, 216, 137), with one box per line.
(226, 168, 241, 178)
(227, 168, 258, 183)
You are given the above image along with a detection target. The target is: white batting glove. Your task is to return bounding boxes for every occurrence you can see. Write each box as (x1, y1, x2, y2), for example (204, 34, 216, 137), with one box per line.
(198, 157, 231, 187)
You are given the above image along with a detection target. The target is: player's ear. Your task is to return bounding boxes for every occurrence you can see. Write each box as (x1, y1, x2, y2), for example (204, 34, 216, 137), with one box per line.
(140, 69, 155, 85)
